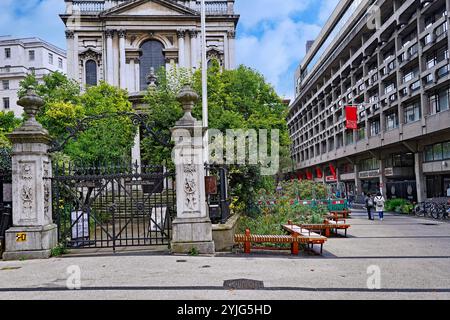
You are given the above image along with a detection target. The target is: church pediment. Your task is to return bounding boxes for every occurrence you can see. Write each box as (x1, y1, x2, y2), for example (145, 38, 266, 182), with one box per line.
(100, 0, 198, 17)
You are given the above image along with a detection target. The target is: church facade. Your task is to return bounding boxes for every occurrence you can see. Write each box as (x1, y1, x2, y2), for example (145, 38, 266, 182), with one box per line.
(60, 0, 239, 92)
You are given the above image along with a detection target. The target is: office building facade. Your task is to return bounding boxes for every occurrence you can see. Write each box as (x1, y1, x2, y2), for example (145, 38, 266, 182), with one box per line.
(288, 0, 450, 201)
(0, 36, 66, 117)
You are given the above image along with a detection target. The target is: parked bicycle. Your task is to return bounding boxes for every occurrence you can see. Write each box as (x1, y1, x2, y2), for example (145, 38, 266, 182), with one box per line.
(414, 199, 450, 220)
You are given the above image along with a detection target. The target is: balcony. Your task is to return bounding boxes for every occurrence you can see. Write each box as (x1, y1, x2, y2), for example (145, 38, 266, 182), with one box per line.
(68, 0, 233, 14)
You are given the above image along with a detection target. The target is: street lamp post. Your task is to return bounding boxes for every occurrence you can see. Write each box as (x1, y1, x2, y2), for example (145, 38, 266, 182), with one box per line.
(201, 0, 209, 164)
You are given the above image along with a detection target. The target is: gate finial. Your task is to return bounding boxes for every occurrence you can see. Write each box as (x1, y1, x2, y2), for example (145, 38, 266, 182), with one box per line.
(176, 85, 199, 125)
(17, 86, 46, 132)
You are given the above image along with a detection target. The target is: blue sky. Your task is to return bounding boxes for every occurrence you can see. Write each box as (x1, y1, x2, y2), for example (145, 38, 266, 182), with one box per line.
(0, 0, 339, 99)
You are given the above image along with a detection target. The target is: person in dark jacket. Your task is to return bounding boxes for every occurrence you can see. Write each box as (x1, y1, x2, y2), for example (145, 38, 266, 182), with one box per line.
(365, 193, 374, 220)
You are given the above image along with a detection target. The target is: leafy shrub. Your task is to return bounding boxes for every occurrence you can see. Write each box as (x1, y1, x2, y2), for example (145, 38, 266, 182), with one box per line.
(385, 198, 413, 213)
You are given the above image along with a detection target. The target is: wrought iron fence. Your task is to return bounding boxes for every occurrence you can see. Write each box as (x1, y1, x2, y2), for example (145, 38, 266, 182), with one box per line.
(51, 162, 176, 250)
(0, 170, 12, 253)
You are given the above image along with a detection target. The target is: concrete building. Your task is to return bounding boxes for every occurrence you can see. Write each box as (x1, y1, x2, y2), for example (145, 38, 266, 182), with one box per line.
(0, 36, 67, 117)
(60, 0, 239, 91)
(288, 0, 450, 202)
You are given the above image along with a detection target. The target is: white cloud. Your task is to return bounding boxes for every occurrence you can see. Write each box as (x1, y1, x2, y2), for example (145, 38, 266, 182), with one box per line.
(318, 0, 340, 24)
(236, 20, 321, 99)
(235, 0, 312, 30)
(0, 0, 66, 49)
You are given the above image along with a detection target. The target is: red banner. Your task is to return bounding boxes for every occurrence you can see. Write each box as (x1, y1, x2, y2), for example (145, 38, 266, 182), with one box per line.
(345, 106, 358, 130)
(315, 167, 323, 178)
(329, 163, 337, 180)
(306, 170, 313, 180)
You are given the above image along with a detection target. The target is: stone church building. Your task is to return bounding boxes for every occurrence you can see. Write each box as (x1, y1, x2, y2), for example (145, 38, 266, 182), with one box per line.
(61, 0, 239, 92)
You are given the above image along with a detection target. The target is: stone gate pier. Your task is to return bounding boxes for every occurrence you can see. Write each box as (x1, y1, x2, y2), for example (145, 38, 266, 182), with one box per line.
(2, 89, 57, 260)
(170, 85, 215, 254)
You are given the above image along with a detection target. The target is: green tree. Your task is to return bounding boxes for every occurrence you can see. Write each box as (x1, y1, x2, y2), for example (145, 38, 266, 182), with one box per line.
(143, 62, 291, 212)
(18, 73, 136, 164)
(0, 111, 22, 148)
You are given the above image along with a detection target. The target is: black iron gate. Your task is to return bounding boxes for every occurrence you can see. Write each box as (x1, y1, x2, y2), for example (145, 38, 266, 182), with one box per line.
(0, 169, 12, 253)
(52, 162, 176, 250)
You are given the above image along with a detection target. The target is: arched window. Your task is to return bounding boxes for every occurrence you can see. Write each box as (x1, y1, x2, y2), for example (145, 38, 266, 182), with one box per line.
(139, 40, 165, 90)
(85, 60, 97, 86)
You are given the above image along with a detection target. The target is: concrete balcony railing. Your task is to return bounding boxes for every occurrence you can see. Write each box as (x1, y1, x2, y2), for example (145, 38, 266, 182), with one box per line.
(67, 0, 234, 14)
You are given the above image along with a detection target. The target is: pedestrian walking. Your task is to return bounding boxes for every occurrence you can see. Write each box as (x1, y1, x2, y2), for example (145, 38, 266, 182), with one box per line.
(365, 193, 374, 220)
(374, 192, 386, 221)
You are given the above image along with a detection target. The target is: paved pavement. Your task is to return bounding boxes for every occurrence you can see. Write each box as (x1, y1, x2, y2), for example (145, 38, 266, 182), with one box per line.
(1, 210, 450, 300)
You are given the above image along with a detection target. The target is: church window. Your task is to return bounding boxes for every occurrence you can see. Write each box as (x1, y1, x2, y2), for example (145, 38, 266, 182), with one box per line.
(85, 60, 98, 86)
(139, 40, 165, 91)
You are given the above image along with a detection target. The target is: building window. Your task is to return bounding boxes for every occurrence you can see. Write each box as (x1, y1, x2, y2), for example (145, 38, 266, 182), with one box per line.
(370, 119, 380, 136)
(424, 141, 450, 162)
(384, 83, 395, 94)
(410, 80, 421, 92)
(402, 67, 419, 83)
(2, 80, 9, 90)
(139, 40, 165, 91)
(435, 21, 448, 37)
(429, 87, 450, 114)
(4, 48, 11, 59)
(85, 60, 97, 86)
(437, 64, 450, 78)
(404, 102, 421, 123)
(385, 112, 399, 130)
(58, 58, 63, 69)
(29, 50, 35, 61)
(424, 74, 434, 84)
(2, 97, 10, 109)
(357, 125, 365, 141)
(48, 53, 53, 65)
(345, 130, 354, 145)
(360, 158, 379, 171)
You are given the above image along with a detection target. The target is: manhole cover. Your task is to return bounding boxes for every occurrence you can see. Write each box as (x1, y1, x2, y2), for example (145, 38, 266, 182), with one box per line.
(420, 223, 439, 226)
(223, 279, 264, 290)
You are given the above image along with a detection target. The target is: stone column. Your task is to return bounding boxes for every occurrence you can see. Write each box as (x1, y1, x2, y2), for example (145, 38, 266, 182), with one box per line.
(189, 30, 198, 69)
(177, 30, 186, 67)
(135, 59, 140, 92)
(73, 33, 79, 82)
(118, 30, 127, 89)
(415, 152, 427, 202)
(3, 89, 57, 261)
(354, 163, 362, 196)
(224, 32, 229, 70)
(227, 30, 236, 69)
(65, 30, 75, 80)
(105, 29, 115, 85)
(379, 159, 387, 196)
(171, 85, 215, 254)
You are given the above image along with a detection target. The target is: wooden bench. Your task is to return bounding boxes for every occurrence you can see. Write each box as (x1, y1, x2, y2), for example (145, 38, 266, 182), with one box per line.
(298, 223, 350, 238)
(329, 209, 351, 219)
(234, 229, 312, 255)
(282, 224, 327, 254)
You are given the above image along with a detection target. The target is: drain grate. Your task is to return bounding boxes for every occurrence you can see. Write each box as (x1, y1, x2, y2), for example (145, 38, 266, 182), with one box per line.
(420, 223, 439, 226)
(223, 279, 264, 290)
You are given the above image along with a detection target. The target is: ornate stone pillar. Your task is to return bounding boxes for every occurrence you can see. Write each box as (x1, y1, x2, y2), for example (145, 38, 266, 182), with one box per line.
(2, 89, 57, 261)
(189, 30, 198, 69)
(105, 29, 115, 85)
(177, 29, 186, 67)
(227, 30, 236, 69)
(171, 85, 215, 254)
(65, 30, 75, 80)
(73, 32, 79, 82)
(118, 30, 127, 89)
